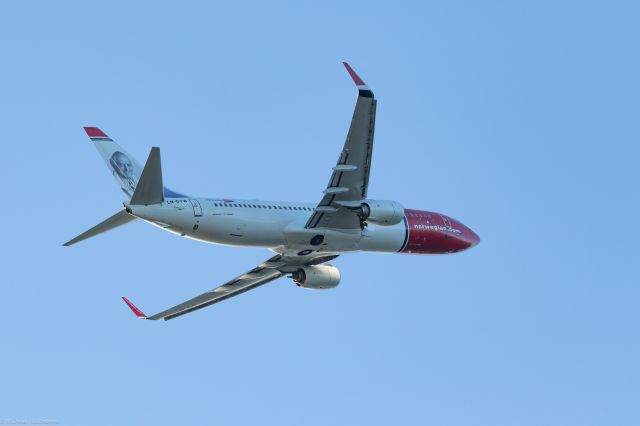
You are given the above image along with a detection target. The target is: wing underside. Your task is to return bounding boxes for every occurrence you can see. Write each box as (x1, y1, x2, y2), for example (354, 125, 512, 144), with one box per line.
(123, 254, 338, 321)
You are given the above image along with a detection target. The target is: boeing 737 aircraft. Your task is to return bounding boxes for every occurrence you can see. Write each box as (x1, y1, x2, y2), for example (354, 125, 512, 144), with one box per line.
(64, 63, 479, 321)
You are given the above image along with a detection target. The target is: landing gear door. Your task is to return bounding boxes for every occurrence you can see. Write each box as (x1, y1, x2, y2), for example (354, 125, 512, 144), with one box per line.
(283, 225, 323, 251)
(189, 199, 203, 217)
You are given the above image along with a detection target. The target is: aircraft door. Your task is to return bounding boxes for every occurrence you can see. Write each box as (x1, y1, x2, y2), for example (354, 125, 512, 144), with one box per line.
(189, 199, 203, 217)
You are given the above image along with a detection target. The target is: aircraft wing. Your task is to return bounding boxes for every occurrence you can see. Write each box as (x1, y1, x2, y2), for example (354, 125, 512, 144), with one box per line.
(122, 253, 338, 321)
(305, 62, 377, 230)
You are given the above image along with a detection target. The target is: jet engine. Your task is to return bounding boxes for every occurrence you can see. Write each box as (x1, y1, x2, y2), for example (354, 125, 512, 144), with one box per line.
(359, 200, 404, 226)
(290, 265, 341, 290)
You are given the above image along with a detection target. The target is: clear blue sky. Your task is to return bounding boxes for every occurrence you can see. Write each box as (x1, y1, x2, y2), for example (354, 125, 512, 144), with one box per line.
(1, 1, 638, 425)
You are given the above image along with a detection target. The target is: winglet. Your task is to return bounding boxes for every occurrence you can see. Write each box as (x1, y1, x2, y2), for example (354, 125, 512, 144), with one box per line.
(122, 297, 147, 319)
(342, 62, 374, 98)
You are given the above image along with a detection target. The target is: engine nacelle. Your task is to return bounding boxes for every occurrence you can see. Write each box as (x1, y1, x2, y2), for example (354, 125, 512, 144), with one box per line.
(360, 199, 404, 226)
(291, 265, 341, 290)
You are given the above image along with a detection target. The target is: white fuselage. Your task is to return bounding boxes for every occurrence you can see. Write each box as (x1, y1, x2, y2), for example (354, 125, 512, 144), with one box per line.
(127, 197, 407, 255)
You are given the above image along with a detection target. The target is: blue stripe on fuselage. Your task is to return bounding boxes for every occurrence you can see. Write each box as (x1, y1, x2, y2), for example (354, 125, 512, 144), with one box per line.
(163, 187, 188, 198)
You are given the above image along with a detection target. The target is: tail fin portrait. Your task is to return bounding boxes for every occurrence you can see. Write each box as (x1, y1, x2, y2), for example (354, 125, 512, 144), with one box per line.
(84, 127, 187, 200)
(64, 127, 173, 247)
(84, 127, 144, 199)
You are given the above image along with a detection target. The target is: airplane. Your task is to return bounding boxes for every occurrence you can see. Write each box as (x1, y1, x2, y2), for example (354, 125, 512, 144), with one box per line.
(64, 62, 480, 321)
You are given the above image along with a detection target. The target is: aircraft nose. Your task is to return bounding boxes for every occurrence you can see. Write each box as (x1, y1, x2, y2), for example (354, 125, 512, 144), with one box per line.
(463, 226, 480, 248)
(449, 217, 480, 250)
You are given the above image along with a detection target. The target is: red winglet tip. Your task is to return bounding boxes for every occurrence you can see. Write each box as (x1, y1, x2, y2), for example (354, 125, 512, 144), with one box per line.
(122, 297, 147, 319)
(342, 62, 366, 86)
(83, 127, 108, 138)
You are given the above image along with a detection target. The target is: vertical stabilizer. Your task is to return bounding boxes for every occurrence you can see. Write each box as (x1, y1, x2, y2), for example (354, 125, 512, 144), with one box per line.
(83, 127, 188, 200)
(84, 127, 144, 199)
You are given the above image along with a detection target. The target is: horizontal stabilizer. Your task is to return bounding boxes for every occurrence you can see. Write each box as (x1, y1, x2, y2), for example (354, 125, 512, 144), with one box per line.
(63, 210, 136, 246)
(129, 147, 164, 205)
